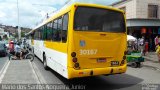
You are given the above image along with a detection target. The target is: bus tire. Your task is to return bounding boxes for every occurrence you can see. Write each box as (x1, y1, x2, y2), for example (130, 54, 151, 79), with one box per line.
(43, 54, 49, 70)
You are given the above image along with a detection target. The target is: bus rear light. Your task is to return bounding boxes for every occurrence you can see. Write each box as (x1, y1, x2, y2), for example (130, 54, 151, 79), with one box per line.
(124, 51, 127, 55)
(120, 59, 125, 65)
(123, 56, 126, 60)
(71, 52, 76, 57)
(72, 57, 77, 63)
(74, 63, 80, 68)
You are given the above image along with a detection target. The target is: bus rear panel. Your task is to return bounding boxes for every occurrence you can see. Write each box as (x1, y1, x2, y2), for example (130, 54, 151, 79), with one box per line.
(68, 5, 127, 79)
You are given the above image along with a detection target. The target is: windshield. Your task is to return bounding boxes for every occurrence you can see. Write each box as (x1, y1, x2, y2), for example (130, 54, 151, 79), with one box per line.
(74, 7, 126, 32)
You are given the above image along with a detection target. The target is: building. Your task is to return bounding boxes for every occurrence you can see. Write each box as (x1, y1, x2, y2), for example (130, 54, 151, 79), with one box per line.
(112, 0, 160, 51)
(0, 28, 9, 40)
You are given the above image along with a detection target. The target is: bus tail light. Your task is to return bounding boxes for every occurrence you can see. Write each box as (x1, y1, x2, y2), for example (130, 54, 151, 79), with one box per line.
(74, 63, 80, 68)
(72, 57, 77, 63)
(120, 59, 125, 66)
(71, 52, 76, 57)
(124, 51, 127, 55)
(123, 56, 126, 60)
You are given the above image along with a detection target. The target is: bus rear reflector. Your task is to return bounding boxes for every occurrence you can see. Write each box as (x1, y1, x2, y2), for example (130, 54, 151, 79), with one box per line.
(79, 72, 83, 74)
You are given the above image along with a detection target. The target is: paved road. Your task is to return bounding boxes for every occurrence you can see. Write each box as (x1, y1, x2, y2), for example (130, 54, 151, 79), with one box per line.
(0, 56, 160, 90)
(0, 57, 8, 72)
(32, 57, 160, 90)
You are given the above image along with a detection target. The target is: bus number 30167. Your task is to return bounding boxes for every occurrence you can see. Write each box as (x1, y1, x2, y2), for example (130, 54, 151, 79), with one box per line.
(80, 49, 97, 55)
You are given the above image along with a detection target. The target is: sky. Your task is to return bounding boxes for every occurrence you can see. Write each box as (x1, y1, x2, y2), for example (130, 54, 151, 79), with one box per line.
(0, 0, 119, 29)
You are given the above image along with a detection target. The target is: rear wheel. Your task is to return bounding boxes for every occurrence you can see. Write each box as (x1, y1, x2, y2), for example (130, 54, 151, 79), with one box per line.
(43, 54, 49, 70)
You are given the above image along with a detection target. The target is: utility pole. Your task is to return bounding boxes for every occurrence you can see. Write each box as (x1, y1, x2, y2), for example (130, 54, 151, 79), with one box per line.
(17, 0, 21, 40)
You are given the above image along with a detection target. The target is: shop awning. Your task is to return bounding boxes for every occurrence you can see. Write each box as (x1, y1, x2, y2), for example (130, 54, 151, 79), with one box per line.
(127, 19, 160, 27)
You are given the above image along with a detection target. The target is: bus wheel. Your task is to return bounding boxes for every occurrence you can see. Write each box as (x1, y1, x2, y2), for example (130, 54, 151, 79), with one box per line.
(43, 54, 49, 70)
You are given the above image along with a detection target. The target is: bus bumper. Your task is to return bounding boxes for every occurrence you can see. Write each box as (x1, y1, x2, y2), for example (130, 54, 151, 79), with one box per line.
(68, 64, 127, 79)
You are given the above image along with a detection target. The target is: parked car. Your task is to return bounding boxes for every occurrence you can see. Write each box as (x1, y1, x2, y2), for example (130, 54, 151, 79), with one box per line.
(0, 43, 7, 57)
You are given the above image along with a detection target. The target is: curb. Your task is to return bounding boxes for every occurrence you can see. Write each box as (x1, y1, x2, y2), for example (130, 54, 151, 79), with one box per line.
(142, 56, 157, 62)
(30, 61, 47, 84)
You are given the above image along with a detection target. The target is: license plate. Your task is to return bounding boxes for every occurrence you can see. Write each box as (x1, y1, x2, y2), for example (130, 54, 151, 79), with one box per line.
(97, 58, 106, 63)
(111, 61, 119, 66)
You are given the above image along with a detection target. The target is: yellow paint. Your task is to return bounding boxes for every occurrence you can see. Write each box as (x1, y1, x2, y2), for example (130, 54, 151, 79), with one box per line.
(44, 41, 67, 53)
(68, 64, 127, 79)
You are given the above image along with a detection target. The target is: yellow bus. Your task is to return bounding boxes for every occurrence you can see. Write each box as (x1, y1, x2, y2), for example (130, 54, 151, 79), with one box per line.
(28, 3, 127, 79)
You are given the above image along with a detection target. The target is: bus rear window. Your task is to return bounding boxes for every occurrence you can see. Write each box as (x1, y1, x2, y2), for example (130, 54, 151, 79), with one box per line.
(74, 7, 126, 32)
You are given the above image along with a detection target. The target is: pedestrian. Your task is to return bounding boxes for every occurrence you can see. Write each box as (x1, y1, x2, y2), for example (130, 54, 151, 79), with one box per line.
(154, 35, 158, 46)
(156, 43, 160, 62)
(9, 40, 15, 55)
(138, 36, 145, 55)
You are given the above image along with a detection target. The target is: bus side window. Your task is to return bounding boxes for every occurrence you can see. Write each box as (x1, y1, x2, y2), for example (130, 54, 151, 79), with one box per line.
(34, 30, 38, 40)
(62, 13, 69, 43)
(57, 17, 62, 42)
(52, 17, 62, 42)
(40, 27, 43, 40)
(46, 22, 52, 41)
(52, 19, 58, 41)
(43, 25, 47, 40)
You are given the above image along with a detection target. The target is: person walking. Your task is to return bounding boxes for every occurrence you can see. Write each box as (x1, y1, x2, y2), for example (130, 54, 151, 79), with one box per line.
(156, 43, 160, 62)
(138, 36, 145, 55)
(154, 36, 159, 46)
(9, 40, 15, 55)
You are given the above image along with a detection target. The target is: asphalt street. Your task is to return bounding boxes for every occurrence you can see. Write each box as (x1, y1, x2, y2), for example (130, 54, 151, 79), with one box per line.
(0, 56, 160, 90)
(32, 57, 160, 90)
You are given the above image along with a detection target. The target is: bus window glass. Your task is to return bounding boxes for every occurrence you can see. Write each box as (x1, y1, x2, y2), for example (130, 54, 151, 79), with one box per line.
(52, 18, 61, 42)
(43, 25, 47, 40)
(46, 22, 52, 41)
(62, 13, 69, 43)
(57, 17, 62, 41)
(52, 19, 58, 41)
(40, 27, 43, 40)
(74, 7, 126, 32)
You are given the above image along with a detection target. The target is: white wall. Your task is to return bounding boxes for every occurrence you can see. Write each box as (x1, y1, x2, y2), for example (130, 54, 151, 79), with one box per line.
(136, 0, 160, 19)
(112, 0, 160, 19)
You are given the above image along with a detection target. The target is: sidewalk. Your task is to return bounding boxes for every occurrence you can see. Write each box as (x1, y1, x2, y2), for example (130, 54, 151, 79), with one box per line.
(142, 52, 160, 70)
(0, 60, 40, 84)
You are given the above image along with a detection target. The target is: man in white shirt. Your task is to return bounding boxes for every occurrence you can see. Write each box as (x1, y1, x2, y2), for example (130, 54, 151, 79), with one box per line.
(138, 37, 144, 54)
(14, 42, 23, 59)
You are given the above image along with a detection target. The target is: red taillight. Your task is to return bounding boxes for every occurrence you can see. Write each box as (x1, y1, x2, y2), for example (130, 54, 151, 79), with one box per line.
(72, 57, 77, 63)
